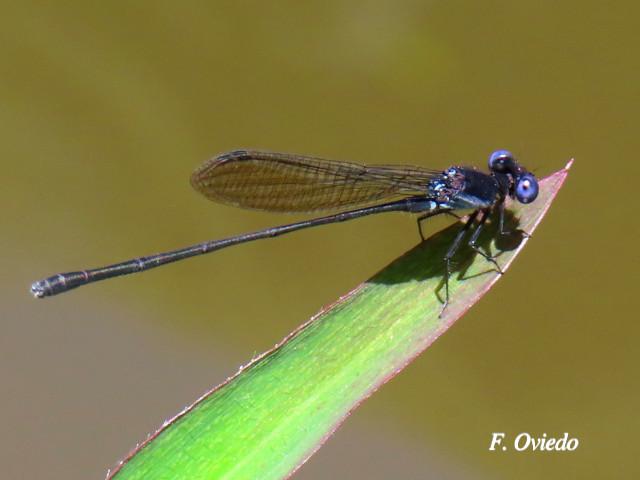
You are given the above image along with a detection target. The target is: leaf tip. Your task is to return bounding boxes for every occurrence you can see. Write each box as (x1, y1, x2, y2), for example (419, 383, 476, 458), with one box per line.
(564, 158, 575, 170)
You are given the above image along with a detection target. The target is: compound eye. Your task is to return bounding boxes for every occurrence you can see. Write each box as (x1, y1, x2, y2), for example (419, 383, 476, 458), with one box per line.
(515, 173, 539, 204)
(488, 150, 515, 172)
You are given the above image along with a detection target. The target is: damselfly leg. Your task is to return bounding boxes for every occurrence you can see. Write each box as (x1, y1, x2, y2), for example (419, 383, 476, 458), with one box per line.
(416, 210, 461, 241)
(468, 208, 504, 274)
(441, 210, 481, 315)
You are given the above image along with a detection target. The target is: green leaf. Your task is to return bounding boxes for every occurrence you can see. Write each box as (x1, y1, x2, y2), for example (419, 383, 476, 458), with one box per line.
(108, 161, 572, 480)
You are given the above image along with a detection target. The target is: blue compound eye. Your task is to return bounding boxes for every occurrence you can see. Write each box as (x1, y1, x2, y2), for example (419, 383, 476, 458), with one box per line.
(488, 150, 514, 172)
(515, 173, 539, 204)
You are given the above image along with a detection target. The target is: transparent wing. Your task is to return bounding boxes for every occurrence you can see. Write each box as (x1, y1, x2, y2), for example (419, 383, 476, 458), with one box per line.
(190, 150, 441, 213)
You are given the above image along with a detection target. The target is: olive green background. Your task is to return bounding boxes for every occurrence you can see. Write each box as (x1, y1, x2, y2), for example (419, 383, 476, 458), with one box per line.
(2, 1, 637, 479)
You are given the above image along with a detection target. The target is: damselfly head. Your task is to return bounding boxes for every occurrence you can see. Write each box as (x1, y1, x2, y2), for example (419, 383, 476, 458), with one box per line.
(488, 150, 538, 204)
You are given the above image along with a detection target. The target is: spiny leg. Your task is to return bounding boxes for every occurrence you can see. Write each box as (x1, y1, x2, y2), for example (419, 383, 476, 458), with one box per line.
(468, 208, 503, 274)
(440, 209, 480, 316)
(498, 200, 508, 235)
(416, 209, 461, 241)
(497, 198, 531, 238)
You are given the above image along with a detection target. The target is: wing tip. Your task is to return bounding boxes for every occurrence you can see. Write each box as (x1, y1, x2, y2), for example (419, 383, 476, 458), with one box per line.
(190, 149, 251, 188)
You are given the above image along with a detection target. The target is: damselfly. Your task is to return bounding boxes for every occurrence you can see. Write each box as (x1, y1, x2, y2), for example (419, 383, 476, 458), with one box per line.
(31, 149, 538, 312)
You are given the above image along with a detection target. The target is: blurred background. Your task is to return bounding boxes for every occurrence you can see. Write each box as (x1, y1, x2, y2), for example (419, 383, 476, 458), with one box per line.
(2, 1, 638, 478)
